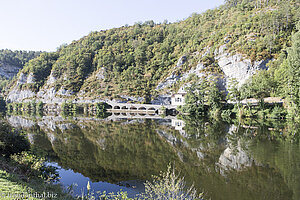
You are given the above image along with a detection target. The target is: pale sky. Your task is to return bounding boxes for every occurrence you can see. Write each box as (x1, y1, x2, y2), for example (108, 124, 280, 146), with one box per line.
(0, 0, 224, 51)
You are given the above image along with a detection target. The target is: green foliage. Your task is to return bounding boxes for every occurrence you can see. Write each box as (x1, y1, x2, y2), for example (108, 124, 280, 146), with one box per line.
(269, 106, 286, 119)
(0, 122, 30, 157)
(95, 102, 110, 118)
(21, 52, 59, 90)
(0, 49, 42, 94)
(6, 101, 44, 116)
(139, 164, 203, 200)
(181, 79, 224, 116)
(61, 101, 78, 116)
(240, 20, 300, 118)
(0, 49, 42, 69)
(287, 21, 300, 115)
(221, 109, 233, 122)
(10, 0, 299, 97)
(180, 81, 207, 116)
(10, 151, 59, 181)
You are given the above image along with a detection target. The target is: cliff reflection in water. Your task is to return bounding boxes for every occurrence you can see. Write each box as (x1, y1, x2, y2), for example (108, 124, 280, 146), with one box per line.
(6, 115, 300, 200)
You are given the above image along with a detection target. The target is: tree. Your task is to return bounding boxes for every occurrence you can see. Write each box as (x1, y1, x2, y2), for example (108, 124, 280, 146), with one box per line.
(227, 78, 242, 112)
(207, 80, 223, 110)
(181, 80, 209, 116)
(287, 21, 300, 113)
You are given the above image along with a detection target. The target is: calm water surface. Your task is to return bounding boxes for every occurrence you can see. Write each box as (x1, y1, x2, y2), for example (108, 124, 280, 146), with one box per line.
(6, 115, 300, 200)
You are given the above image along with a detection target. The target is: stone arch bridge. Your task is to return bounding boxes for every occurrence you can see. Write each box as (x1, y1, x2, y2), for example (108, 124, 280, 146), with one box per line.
(106, 102, 177, 114)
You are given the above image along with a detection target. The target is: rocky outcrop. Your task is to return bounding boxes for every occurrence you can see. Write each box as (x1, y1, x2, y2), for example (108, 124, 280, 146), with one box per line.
(57, 88, 74, 96)
(151, 94, 171, 105)
(119, 95, 144, 103)
(6, 44, 270, 104)
(16, 72, 28, 85)
(6, 89, 36, 103)
(156, 62, 209, 91)
(0, 62, 21, 79)
(176, 56, 187, 67)
(156, 72, 181, 90)
(156, 45, 270, 94)
(216, 44, 270, 88)
(7, 73, 37, 102)
(96, 68, 106, 80)
(47, 73, 57, 85)
(26, 73, 36, 84)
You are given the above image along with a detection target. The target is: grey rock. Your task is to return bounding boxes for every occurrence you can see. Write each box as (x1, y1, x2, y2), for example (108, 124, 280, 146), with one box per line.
(176, 56, 187, 67)
(119, 95, 144, 103)
(216, 44, 270, 88)
(156, 72, 181, 90)
(217, 144, 254, 171)
(27, 73, 36, 84)
(151, 94, 171, 105)
(57, 88, 74, 96)
(202, 46, 211, 58)
(47, 73, 57, 85)
(0, 62, 21, 79)
(16, 72, 28, 85)
(7, 88, 36, 103)
(96, 68, 106, 80)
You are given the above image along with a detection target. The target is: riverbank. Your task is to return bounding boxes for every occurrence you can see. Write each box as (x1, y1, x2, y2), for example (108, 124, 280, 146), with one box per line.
(0, 157, 73, 200)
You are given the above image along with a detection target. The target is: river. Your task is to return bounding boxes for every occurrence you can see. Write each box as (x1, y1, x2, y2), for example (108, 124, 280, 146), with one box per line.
(5, 114, 300, 200)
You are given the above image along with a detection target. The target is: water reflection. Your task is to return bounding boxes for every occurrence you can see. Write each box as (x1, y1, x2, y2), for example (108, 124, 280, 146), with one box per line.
(5, 114, 300, 200)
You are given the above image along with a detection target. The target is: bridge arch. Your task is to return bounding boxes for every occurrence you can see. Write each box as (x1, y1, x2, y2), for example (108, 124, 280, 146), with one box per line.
(130, 106, 137, 110)
(138, 107, 147, 110)
(114, 106, 120, 109)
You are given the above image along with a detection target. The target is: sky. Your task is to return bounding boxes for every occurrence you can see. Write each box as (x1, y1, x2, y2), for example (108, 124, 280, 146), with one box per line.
(0, 0, 224, 52)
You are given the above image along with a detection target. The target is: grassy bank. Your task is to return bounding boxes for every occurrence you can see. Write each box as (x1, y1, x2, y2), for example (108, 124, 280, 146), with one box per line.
(0, 158, 73, 200)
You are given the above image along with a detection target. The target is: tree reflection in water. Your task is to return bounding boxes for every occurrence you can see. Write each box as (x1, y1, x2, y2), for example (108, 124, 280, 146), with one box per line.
(5, 115, 300, 200)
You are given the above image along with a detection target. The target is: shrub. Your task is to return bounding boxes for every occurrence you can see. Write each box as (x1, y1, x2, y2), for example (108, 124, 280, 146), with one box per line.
(89, 164, 203, 200)
(139, 164, 203, 200)
(11, 151, 58, 181)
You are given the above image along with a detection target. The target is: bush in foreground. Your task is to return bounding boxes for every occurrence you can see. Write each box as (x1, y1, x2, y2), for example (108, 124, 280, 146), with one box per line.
(82, 164, 203, 200)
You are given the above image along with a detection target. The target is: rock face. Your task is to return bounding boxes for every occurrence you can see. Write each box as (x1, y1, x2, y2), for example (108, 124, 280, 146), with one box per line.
(216, 44, 270, 88)
(7, 88, 36, 103)
(96, 68, 106, 80)
(0, 62, 21, 79)
(16, 73, 28, 85)
(156, 62, 209, 91)
(156, 73, 181, 90)
(156, 45, 270, 94)
(151, 94, 171, 105)
(7, 115, 35, 128)
(26, 73, 36, 84)
(47, 73, 57, 85)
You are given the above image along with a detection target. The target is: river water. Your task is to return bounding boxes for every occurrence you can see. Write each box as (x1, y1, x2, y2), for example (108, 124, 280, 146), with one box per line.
(5, 114, 300, 200)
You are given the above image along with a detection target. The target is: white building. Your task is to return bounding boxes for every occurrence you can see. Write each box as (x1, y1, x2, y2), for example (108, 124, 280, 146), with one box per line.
(171, 119, 185, 131)
(171, 93, 186, 106)
(171, 85, 188, 106)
